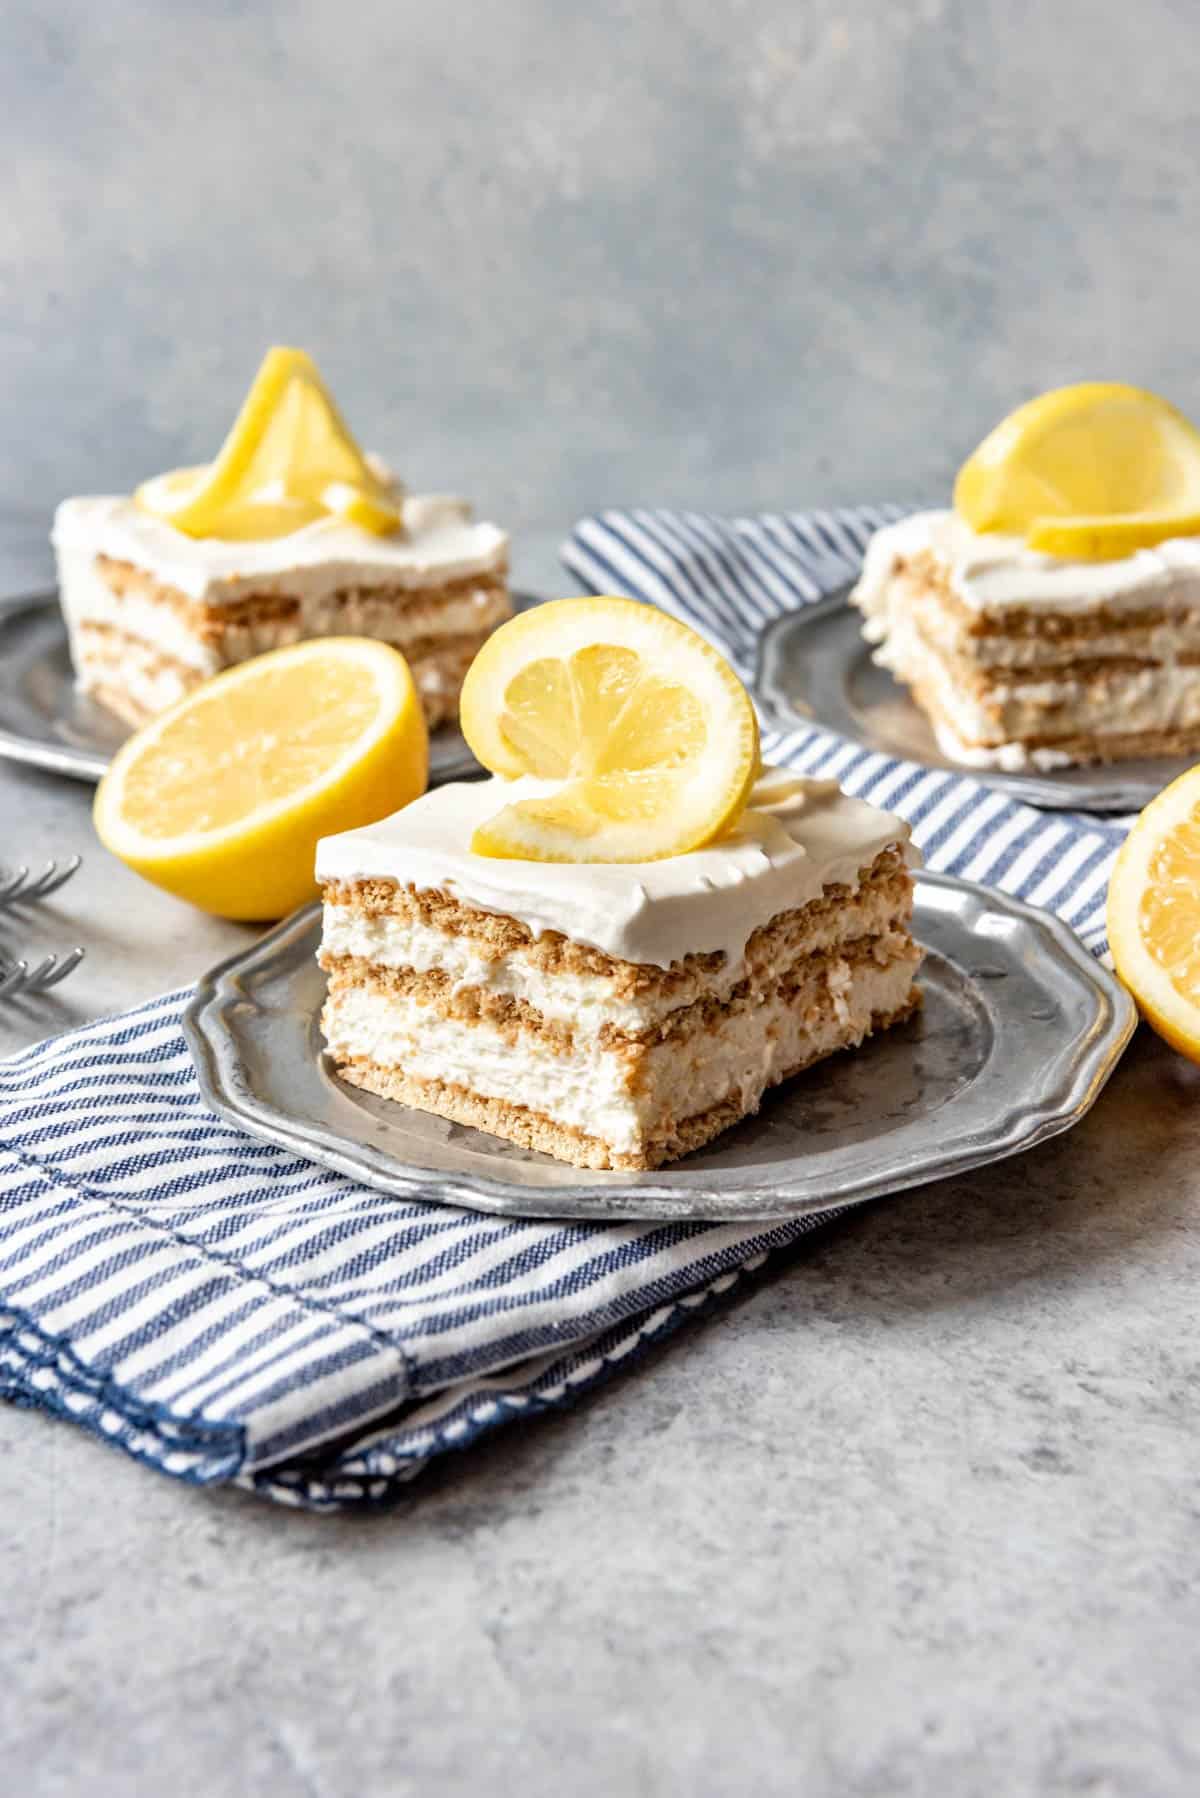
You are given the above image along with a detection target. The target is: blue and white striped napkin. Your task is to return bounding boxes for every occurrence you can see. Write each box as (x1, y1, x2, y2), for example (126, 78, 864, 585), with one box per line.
(0, 505, 1132, 1510)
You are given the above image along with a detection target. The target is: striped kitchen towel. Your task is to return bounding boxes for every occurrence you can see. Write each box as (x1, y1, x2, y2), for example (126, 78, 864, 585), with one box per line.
(0, 504, 1132, 1512)
(563, 505, 1132, 957)
(0, 1003, 845, 1510)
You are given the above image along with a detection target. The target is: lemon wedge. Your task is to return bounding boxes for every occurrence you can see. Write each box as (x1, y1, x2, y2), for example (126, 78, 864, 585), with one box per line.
(458, 596, 759, 862)
(1107, 763, 1200, 1061)
(954, 383, 1200, 561)
(135, 347, 403, 541)
(94, 638, 427, 919)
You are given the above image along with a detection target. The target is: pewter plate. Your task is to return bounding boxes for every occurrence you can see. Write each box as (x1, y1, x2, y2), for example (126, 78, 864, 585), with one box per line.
(755, 586, 1194, 813)
(183, 873, 1135, 1223)
(0, 590, 542, 788)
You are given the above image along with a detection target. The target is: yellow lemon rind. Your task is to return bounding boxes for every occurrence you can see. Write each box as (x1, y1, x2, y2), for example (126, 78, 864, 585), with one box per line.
(954, 382, 1200, 554)
(1107, 763, 1200, 1062)
(470, 753, 760, 866)
(1027, 509, 1200, 561)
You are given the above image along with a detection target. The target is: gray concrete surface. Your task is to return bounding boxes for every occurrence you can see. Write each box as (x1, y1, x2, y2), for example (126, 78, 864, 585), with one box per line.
(5, 1, 1200, 1791)
(3, 1011, 1200, 1797)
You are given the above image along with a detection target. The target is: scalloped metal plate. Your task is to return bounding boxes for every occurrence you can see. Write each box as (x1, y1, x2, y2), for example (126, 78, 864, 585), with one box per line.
(183, 873, 1135, 1222)
(0, 591, 537, 787)
(755, 586, 1194, 813)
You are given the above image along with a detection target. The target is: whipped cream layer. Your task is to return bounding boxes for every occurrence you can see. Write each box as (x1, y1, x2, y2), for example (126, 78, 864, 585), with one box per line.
(53, 487, 508, 606)
(854, 509, 1200, 618)
(316, 769, 918, 971)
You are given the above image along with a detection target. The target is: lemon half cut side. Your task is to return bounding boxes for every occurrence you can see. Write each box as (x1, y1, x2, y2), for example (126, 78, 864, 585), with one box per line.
(94, 637, 428, 919)
(1107, 762, 1200, 1062)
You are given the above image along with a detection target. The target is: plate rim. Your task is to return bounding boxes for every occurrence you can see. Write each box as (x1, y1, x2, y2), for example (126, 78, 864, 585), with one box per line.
(182, 872, 1136, 1222)
(754, 586, 1190, 813)
(0, 592, 111, 781)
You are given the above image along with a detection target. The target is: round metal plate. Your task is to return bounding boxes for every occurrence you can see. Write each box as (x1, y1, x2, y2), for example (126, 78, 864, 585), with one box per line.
(183, 873, 1134, 1223)
(0, 591, 545, 788)
(755, 586, 1195, 813)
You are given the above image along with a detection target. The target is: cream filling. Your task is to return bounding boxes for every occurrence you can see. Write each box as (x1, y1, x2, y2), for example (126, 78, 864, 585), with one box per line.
(322, 956, 918, 1152)
(319, 891, 914, 1032)
(854, 510, 1200, 619)
(52, 486, 508, 606)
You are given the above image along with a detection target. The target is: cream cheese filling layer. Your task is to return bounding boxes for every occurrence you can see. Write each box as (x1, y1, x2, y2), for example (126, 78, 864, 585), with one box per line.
(323, 957, 917, 1152)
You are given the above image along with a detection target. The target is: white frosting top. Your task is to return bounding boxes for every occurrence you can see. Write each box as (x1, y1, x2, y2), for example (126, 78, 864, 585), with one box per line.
(52, 486, 508, 605)
(855, 508, 1200, 616)
(316, 768, 917, 970)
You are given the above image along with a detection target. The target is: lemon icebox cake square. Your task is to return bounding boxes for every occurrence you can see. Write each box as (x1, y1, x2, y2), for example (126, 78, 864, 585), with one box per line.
(52, 347, 510, 731)
(315, 772, 923, 1172)
(853, 385, 1200, 771)
(852, 509, 1200, 771)
(54, 490, 510, 731)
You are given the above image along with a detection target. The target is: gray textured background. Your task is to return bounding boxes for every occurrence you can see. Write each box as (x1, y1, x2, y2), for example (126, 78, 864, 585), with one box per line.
(6, 7, 1200, 1794)
(3, 0, 1198, 573)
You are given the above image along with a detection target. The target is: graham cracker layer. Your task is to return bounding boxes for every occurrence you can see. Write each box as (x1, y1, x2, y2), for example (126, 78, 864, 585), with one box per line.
(407, 634, 491, 729)
(321, 846, 914, 995)
(95, 554, 510, 643)
(867, 546, 1200, 765)
(332, 993, 921, 1171)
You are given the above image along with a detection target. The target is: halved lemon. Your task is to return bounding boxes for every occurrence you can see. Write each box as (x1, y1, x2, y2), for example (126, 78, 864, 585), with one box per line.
(1107, 762, 1200, 1060)
(458, 596, 759, 862)
(135, 347, 402, 541)
(954, 383, 1200, 561)
(94, 638, 427, 919)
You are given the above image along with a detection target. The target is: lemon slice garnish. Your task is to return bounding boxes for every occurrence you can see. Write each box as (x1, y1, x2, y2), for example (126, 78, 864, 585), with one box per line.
(134, 347, 403, 541)
(1107, 764, 1200, 1062)
(954, 383, 1200, 560)
(458, 596, 759, 862)
(93, 638, 427, 919)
